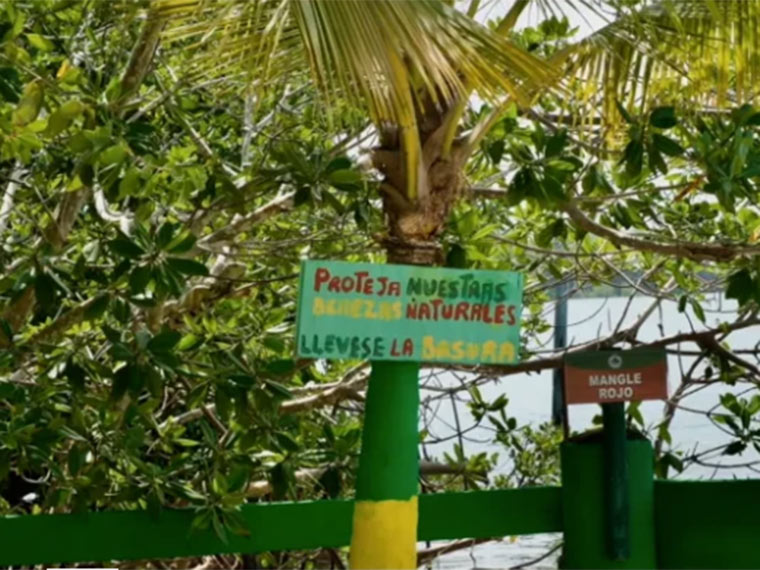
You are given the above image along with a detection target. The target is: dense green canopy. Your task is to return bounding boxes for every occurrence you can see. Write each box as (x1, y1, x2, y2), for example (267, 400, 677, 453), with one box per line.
(1, 0, 760, 567)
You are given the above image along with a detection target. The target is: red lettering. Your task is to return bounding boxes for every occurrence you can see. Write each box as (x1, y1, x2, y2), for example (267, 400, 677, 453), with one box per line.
(378, 277, 389, 296)
(388, 282, 401, 296)
(328, 276, 341, 292)
(471, 304, 483, 321)
(494, 305, 505, 324)
(314, 267, 330, 292)
(406, 302, 417, 319)
(402, 339, 413, 356)
(419, 302, 431, 320)
(442, 303, 454, 319)
(430, 299, 444, 321)
(391, 339, 401, 356)
(341, 276, 355, 291)
(507, 305, 517, 325)
(454, 302, 469, 321)
(355, 271, 372, 294)
(482, 304, 493, 324)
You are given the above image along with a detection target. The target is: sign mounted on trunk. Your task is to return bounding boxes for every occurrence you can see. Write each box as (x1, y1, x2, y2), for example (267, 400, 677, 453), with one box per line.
(296, 260, 523, 365)
(564, 349, 668, 405)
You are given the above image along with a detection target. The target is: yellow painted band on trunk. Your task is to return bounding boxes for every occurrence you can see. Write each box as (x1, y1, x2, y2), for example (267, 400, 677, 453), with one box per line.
(349, 496, 418, 569)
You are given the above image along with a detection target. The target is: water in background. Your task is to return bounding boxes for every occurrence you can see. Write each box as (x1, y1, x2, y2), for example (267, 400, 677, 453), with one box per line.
(424, 294, 760, 569)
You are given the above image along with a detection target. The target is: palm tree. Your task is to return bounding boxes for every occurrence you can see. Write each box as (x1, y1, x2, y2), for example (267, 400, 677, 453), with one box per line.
(139, 1, 760, 567)
(148, 0, 559, 264)
(146, 0, 760, 262)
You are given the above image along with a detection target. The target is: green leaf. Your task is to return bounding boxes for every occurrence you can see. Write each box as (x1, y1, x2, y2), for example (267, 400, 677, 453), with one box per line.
(0, 67, 22, 102)
(26, 33, 55, 51)
(107, 235, 145, 259)
(68, 444, 87, 476)
(264, 359, 296, 376)
(84, 294, 110, 320)
(34, 272, 58, 312)
(46, 100, 85, 136)
(690, 299, 705, 323)
(211, 511, 228, 544)
(623, 140, 644, 178)
(215, 387, 232, 422)
(118, 167, 141, 198)
(327, 169, 362, 190)
(325, 156, 351, 173)
(723, 441, 747, 456)
(544, 130, 567, 157)
(647, 142, 668, 175)
(98, 143, 128, 167)
(649, 106, 677, 129)
(446, 244, 467, 268)
(13, 81, 44, 126)
(275, 431, 299, 452)
(487, 139, 505, 164)
(177, 334, 202, 351)
(294, 186, 311, 206)
(726, 269, 754, 306)
(65, 361, 86, 392)
(264, 379, 293, 400)
(166, 232, 196, 254)
(652, 133, 684, 157)
(166, 258, 209, 276)
(111, 365, 136, 401)
(615, 100, 634, 124)
(147, 330, 181, 354)
(156, 222, 176, 250)
(129, 265, 152, 294)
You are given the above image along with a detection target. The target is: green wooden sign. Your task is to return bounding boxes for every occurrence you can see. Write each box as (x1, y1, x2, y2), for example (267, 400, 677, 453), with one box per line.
(296, 260, 523, 365)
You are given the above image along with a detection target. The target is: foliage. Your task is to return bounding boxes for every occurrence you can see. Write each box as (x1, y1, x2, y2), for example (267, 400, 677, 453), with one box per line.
(1, 0, 760, 568)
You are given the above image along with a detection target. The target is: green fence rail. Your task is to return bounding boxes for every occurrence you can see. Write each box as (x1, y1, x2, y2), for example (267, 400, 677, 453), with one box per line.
(0, 487, 562, 566)
(3, 446, 760, 568)
(655, 480, 760, 569)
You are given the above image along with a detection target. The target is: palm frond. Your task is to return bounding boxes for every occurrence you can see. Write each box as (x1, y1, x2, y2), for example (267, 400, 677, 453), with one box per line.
(151, 0, 558, 199)
(153, 0, 557, 121)
(553, 0, 760, 137)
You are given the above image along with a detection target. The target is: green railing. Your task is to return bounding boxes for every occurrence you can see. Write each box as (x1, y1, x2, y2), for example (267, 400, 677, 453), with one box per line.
(2, 442, 759, 568)
(0, 488, 562, 566)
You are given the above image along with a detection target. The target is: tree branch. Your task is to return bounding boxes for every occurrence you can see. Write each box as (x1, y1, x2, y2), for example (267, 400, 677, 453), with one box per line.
(562, 200, 760, 262)
(194, 191, 295, 254)
(0, 163, 23, 238)
(93, 186, 135, 235)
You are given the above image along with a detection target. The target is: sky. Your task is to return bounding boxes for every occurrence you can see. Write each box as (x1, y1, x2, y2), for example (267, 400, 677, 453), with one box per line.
(457, 0, 608, 38)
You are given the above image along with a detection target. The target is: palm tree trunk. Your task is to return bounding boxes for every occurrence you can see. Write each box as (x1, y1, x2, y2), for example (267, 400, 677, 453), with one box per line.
(349, 135, 462, 566)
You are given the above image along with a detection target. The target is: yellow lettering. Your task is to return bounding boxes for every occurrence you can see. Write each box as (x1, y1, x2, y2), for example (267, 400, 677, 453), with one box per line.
(364, 300, 377, 319)
(499, 342, 516, 363)
(436, 340, 450, 359)
(452, 341, 465, 359)
(350, 300, 363, 318)
(466, 343, 480, 360)
(313, 297, 325, 316)
(392, 302, 402, 320)
(481, 341, 497, 362)
(422, 336, 436, 359)
(326, 299, 337, 316)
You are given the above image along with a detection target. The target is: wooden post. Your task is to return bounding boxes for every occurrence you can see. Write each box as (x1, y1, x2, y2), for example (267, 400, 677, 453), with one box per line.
(602, 402, 630, 561)
(349, 361, 419, 569)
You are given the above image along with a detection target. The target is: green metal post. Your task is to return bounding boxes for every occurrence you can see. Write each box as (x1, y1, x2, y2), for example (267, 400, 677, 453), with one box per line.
(552, 281, 568, 428)
(602, 402, 629, 561)
(349, 361, 419, 569)
(560, 436, 656, 569)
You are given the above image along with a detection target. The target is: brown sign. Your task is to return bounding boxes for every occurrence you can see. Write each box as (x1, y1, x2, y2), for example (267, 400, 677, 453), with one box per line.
(564, 349, 668, 405)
